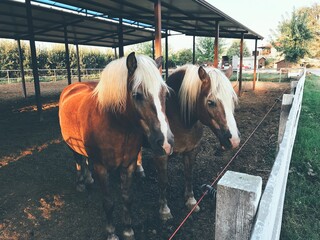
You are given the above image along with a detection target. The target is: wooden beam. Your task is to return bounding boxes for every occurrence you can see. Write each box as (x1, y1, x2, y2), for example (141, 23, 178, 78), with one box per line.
(192, 35, 196, 64)
(154, 0, 162, 72)
(118, 18, 124, 57)
(213, 21, 219, 68)
(75, 44, 81, 82)
(165, 30, 169, 80)
(238, 33, 244, 96)
(17, 39, 27, 98)
(64, 26, 71, 85)
(253, 38, 258, 90)
(26, 0, 42, 120)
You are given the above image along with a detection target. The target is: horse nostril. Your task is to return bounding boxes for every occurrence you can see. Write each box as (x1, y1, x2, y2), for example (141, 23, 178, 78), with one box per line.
(224, 130, 232, 139)
(156, 138, 164, 147)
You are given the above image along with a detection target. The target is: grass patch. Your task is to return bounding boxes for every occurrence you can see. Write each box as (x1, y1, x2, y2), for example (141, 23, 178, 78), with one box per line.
(229, 72, 292, 82)
(281, 74, 320, 240)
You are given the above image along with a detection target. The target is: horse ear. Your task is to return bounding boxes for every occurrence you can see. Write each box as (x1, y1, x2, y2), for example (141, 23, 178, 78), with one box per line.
(127, 52, 137, 76)
(198, 66, 208, 82)
(224, 65, 233, 79)
(155, 56, 163, 69)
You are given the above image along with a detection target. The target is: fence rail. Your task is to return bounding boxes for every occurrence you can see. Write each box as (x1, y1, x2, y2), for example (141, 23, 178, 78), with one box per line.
(215, 68, 306, 240)
(0, 68, 104, 84)
(250, 68, 306, 239)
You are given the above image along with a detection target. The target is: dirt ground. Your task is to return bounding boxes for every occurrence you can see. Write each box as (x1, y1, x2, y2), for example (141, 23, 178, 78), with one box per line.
(0, 79, 290, 240)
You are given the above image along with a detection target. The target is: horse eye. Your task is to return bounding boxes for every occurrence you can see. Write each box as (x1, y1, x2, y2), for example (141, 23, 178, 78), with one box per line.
(132, 92, 144, 101)
(207, 100, 216, 107)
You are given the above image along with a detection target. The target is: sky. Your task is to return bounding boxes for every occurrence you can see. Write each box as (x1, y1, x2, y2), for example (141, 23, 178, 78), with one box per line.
(168, 0, 318, 51)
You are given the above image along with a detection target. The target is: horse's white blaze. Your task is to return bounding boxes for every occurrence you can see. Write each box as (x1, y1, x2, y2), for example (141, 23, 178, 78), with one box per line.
(226, 110, 240, 148)
(153, 94, 171, 155)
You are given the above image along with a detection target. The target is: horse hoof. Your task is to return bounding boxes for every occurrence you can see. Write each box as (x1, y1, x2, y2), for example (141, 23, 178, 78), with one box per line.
(160, 211, 173, 221)
(123, 229, 135, 240)
(185, 197, 200, 212)
(107, 234, 119, 240)
(76, 183, 86, 192)
(160, 205, 173, 221)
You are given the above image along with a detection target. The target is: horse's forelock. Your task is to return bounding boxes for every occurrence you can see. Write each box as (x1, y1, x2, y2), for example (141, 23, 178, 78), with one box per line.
(178, 65, 202, 122)
(206, 67, 238, 113)
(131, 55, 168, 97)
(93, 55, 167, 113)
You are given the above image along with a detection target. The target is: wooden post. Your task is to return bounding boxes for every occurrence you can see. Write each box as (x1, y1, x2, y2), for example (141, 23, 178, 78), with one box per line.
(17, 39, 27, 98)
(192, 35, 196, 64)
(215, 171, 262, 240)
(114, 47, 118, 59)
(152, 40, 155, 59)
(238, 33, 244, 96)
(213, 21, 219, 68)
(26, 0, 42, 119)
(75, 44, 81, 82)
(64, 26, 71, 85)
(118, 18, 124, 57)
(253, 38, 258, 90)
(165, 29, 169, 80)
(154, 0, 162, 72)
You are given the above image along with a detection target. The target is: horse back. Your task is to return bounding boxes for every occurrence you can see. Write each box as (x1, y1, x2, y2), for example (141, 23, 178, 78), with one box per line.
(59, 82, 98, 157)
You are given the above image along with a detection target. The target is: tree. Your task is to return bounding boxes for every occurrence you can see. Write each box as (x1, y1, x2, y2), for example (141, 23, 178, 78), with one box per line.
(0, 40, 22, 71)
(226, 40, 251, 61)
(298, 3, 320, 58)
(271, 10, 314, 63)
(128, 41, 153, 58)
(196, 37, 226, 64)
(171, 48, 193, 66)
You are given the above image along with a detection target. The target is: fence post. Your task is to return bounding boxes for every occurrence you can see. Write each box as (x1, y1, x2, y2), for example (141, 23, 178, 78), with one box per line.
(7, 70, 10, 83)
(215, 171, 262, 240)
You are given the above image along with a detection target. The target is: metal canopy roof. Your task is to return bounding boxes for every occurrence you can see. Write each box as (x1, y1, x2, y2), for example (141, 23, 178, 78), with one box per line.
(0, 0, 158, 47)
(49, 0, 263, 40)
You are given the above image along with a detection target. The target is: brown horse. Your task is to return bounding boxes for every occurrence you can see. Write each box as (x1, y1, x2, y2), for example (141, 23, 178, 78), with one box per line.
(137, 65, 240, 219)
(59, 52, 174, 240)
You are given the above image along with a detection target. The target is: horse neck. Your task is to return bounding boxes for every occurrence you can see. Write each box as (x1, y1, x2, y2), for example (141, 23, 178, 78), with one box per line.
(166, 69, 199, 128)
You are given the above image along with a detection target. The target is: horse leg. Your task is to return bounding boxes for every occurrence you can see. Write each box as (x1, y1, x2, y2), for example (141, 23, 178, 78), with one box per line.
(153, 155, 173, 221)
(183, 150, 200, 212)
(73, 151, 94, 192)
(135, 149, 145, 178)
(94, 163, 119, 240)
(120, 163, 136, 240)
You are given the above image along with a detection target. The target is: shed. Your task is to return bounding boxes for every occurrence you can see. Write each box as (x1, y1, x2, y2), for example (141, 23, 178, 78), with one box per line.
(275, 59, 293, 71)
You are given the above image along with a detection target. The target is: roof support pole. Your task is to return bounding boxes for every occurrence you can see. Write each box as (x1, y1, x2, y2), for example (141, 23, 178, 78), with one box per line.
(165, 29, 169, 80)
(118, 18, 124, 57)
(75, 44, 81, 82)
(64, 26, 71, 85)
(114, 47, 118, 59)
(214, 21, 219, 68)
(253, 38, 258, 90)
(192, 35, 196, 64)
(154, 0, 162, 72)
(238, 33, 244, 96)
(17, 39, 27, 98)
(26, 0, 42, 119)
(152, 40, 155, 59)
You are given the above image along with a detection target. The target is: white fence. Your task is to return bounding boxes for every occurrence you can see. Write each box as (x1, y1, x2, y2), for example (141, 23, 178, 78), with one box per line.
(0, 68, 103, 84)
(215, 68, 306, 239)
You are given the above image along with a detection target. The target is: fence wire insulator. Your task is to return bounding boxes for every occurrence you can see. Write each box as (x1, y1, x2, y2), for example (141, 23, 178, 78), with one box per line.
(201, 184, 216, 199)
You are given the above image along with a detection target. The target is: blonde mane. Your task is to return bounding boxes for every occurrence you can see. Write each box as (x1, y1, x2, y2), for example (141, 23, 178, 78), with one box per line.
(93, 55, 167, 112)
(178, 64, 238, 122)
